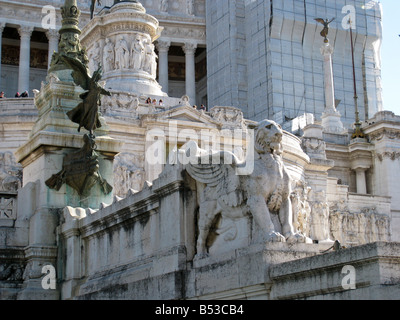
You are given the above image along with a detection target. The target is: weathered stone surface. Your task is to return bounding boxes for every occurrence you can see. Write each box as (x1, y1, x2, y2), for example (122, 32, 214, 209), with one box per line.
(269, 242, 400, 300)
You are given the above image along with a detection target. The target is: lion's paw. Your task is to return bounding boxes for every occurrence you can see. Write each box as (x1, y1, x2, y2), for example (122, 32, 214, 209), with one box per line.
(266, 231, 286, 243)
(286, 233, 306, 243)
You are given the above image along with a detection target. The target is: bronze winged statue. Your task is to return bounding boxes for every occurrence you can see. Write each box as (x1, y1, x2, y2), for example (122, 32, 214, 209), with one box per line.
(315, 17, 335, 42)
(58, 54, 111, 137)
(90, 0, 101, 19)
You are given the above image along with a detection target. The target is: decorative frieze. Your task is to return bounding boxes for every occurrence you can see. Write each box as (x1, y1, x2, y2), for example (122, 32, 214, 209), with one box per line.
(368, 129, 400, 142)
(375, 151, 400, 161)
(329, 207, 391, 245)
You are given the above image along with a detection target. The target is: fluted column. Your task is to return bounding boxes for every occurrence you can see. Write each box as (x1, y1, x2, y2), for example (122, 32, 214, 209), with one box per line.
(18, 25, 34, 93)
(0, 23, 6, 90)
(183, 42, 197, 105)
(156, 39, 170, 94)
(46, 29, 59, 69)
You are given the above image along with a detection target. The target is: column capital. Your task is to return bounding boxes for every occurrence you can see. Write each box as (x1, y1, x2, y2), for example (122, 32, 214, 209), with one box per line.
(0, 22, 6, 33)
(156, 39, 171, 52)
(320, 42, 334, 56)
(183, 42, 197, 55)
(46, 28, 60, 41)
(18, 25, 34, 38)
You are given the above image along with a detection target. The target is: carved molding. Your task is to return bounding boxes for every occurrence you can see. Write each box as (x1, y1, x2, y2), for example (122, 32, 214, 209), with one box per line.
(375, 151, 400, 162)
(162, 26, 205, 42)
(368, 128, 400, 142)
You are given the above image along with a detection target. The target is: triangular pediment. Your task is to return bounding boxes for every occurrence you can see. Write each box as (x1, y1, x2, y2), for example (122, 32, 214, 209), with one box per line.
(156, 105, 220, 127)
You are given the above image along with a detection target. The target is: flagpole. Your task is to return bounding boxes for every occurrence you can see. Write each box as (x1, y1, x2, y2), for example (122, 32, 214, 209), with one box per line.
(349, 18, 365, 139)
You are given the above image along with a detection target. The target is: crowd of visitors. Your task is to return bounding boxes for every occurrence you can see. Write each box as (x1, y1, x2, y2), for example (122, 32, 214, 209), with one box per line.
(0, 90, 30, 99)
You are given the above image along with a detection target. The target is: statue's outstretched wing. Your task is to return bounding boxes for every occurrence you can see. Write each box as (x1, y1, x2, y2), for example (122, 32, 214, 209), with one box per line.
(314, 18, 326, 25)
(58, 54, 91, 91)
(186, 150, 244, 208)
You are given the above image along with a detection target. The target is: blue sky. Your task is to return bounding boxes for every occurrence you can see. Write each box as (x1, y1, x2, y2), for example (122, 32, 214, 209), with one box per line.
(380, 0, 400, 115)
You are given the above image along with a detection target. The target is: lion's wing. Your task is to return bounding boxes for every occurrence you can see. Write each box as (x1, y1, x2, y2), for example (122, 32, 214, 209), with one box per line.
(186, 151, 244, 207)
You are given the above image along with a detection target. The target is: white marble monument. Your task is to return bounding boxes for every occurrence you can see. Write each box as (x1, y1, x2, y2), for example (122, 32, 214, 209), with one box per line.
(81, 1, 165, 96)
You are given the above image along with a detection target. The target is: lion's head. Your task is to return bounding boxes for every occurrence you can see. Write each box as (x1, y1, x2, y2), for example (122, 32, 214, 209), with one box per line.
(250, 120, 283, 155)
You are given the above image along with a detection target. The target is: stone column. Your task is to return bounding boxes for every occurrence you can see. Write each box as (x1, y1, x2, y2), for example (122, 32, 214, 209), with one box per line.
(156, 39, 170, 94)
(321, 43, 335, 111)
(320, 42, 344, 134)
(18, 25, 34, 94)
(355, 168, 367, 194)
(349, 139, 372, 195)
(46, 29, 59, 69)
(183, 42, 197, 106)
(0, 23, 5, 90)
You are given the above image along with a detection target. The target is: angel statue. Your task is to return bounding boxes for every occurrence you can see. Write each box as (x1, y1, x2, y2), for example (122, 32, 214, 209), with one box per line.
(90, 0, 101, 19)
(315, 17, 335, 43)
(58, 54, 111, 137)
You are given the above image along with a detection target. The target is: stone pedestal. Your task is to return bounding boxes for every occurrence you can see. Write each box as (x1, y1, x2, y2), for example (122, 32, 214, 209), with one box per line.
(80, 1, 165, 97)
(302, 124, 334, 242)
(14, 75, 123, 300)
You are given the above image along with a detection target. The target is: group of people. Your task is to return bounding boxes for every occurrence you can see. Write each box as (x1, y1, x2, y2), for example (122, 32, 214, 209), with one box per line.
(0, 90, 29, 99)
(15, 91, 29, 98)
(193, 104, 207, 111)
(145, 97, 163, 106)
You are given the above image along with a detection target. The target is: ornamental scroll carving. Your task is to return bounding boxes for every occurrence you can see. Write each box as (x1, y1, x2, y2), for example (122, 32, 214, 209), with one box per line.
(368, 129, 400, 142)
(375, 151, 400, 161)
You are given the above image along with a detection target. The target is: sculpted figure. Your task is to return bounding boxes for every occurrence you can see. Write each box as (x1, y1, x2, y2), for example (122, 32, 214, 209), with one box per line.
(186, 120, 305, 255)
(115, 36, 129, 69)
(149, 46, 158, 78)
(160, 0, 168, 12)
(58, 54, 111, 136)
(103, 38, 115, 72)
(90, 0, 101, 19)
(142, 41, 157, 77)
(187, 0, 194, 15)
(88, 42, 101, 75)
(315, 18, 335, 42)
(131, 37, 145, 71)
